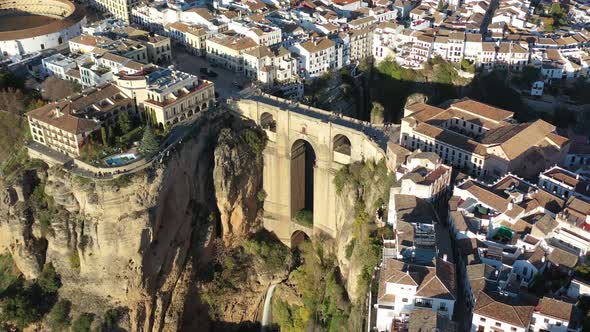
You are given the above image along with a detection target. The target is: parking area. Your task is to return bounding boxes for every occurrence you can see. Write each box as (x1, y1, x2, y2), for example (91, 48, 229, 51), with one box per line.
(171, 47, 250, 100)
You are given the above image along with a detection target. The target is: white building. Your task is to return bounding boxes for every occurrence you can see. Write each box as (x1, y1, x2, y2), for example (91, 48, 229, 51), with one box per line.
(538, 166, 590, 202)
(290, 37, 336, 79)
(530, 298, 573, 332)
(375, 257, 456, 332)
(42, 54, 78, 79)
(394, 151, 452, 203)
(470, 291, 534, 332)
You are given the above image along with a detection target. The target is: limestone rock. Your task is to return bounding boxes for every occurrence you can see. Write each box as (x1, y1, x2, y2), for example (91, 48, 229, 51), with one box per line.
(0, 113, 265, 331)
(213, 128, 263, 246)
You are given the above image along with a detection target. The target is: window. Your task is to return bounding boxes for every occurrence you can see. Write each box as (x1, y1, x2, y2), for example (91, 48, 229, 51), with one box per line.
(556, 322, 562, 326)
(510, 328, 516, 331)
(480, 318, 486, 322)
(495, 322, 501, 327)
(402, 298, 408, 303)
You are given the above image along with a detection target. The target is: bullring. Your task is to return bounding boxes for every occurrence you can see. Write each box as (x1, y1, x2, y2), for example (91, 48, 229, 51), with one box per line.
(0, 0, 86, 56)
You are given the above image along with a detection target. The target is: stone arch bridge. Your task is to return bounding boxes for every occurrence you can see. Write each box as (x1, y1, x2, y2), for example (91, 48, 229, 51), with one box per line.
(234, 91, 388, 247)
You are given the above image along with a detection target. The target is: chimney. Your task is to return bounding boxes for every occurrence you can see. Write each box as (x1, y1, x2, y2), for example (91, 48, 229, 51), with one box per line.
(54, 107, 63, 118)
(443, 254, 448, 262)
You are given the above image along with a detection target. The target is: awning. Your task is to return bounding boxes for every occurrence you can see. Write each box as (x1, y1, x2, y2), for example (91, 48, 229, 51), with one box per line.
(496, 226, 513, 240)
(476, 205, 488, 215)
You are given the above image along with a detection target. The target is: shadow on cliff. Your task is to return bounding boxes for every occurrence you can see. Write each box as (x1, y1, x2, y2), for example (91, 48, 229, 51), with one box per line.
(354, 66, 564, 126)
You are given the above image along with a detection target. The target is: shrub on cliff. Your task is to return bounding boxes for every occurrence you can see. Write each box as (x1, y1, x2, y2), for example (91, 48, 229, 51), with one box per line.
(48, 299, 71, 331)
(275, 242, 349, 332)
(37, 263, 61, 295)
(294, 210, 313, 227)
(243, 233, 290, 273)
(0, 294, 39, 330)
(0, 254, 20, 295)
(71, 313, 94, 332)
(242, 127, 267, 163)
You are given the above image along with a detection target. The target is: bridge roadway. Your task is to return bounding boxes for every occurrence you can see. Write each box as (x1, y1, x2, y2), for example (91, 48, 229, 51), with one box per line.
(237, 88, 393, 152)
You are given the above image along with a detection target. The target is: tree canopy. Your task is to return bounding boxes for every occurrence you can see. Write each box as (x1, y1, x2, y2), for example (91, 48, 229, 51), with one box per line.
(138, 126, 159, 158)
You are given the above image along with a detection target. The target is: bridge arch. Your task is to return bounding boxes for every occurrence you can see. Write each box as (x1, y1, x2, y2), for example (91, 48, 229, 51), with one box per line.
(291, 230, 311, 248)
(290, 139, 316, 222)
(260, 112, 276, 132)
(333, 134, 352, 156)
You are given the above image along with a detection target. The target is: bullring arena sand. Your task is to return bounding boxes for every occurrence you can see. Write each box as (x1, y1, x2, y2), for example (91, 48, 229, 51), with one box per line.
(0, 15, 59, 32)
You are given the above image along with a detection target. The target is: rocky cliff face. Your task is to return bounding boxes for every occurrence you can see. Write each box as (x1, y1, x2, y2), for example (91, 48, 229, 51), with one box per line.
(332, 161, 393, 302)
(214, 128, 263, 247)
(0, 112, 265, 332)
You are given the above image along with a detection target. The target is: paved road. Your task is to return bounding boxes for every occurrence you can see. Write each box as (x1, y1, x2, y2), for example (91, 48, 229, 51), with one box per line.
(171, 47, 248, 100)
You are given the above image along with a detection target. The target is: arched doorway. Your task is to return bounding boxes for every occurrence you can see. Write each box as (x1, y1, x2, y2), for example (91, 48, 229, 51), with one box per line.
(290, 139, 316, 224)
(291, 230, 310, 248)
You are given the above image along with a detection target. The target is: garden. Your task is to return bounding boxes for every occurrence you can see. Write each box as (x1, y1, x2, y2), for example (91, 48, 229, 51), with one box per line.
(79, 111, 164, 167)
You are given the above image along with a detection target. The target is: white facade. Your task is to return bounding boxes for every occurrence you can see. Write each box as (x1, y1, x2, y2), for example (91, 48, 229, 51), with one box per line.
(42, 54, 78, 79)
(290, 38, 336, 79)
(530, 313, 569, 332)
(0, 18, 86, 57)
(567, 278, 590, 299)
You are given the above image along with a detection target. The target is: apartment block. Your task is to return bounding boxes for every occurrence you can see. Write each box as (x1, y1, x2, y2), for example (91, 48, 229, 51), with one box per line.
(27, 84, 135, 157)
(400, 99, 570, 179)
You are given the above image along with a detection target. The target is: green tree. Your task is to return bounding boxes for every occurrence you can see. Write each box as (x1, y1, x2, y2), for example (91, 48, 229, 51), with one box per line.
(107, 126, 115, 146)
(138, 126, 159, 158)
(101, 308, 120, 332)
(36, 263, 61, 295)
(116, 111, 132, 134)
(550, 3, 562, 16)
(72, 313, 95, 332)
(101, 127, 108, 146)
(370, 102, 384, 124)
(0, 295, 39, 330)
(48, 299, 71, 331)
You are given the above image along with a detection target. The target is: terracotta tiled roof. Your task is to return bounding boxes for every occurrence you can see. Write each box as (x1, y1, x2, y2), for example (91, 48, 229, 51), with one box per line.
(531, 214, 558, 235)
(378, 258, 456, 302)
(547, 246, 578, 269)
(459, 180, 524, 217)
(27, 102, 98, 135)
(473, 292, 534, 328)
(208, 35, 258, 51)
(535, 297, 573, 322)
(299, 37, 335, 53)
(450, 99, 514, 122)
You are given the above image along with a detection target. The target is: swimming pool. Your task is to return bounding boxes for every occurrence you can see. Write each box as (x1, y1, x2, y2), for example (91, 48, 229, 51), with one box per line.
(105, 153, 137, 166)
